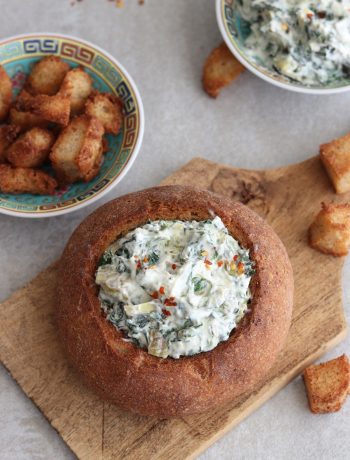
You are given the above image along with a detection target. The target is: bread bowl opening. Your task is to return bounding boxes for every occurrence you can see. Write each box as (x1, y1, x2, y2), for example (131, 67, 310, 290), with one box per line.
(95, 216, 255, 359)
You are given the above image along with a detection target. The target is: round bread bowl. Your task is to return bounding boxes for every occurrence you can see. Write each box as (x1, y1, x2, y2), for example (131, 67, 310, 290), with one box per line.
(56, 185, 293, 417)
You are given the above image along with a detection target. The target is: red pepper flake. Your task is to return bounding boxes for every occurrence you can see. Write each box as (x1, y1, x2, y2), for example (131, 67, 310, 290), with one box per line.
(204, 258, 212, 265)
(233, 255, 238, 261)
(164, 298, 177, 307)
(307, 12, 313, 19)
(172, 263, 177, 270)
(159, 286, 165, 295)
(317, 11, 326, 19)
(169, 296, 175, 301)
(162, 309, 171, 316)
(150, 291, 159, 299)
(237, 262, 245, 274)
(217, 260, 223, 267)
(136, 260, 142, 269)
(143, 257, 149, 263)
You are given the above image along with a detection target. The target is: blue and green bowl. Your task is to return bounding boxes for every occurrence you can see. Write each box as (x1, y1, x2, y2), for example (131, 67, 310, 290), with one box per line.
(216, 0, 350, 94)
(0, 33, 144, 218)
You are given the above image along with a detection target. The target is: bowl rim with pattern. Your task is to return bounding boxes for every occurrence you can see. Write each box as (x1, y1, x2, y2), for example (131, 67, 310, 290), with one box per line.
(216, 0, 350, 95)
(56, 185, 294, 417)
(0, 32, 144, 218)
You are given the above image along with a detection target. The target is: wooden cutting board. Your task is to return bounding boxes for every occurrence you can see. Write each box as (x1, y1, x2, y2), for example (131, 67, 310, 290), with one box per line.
(0, 156, 348, 460)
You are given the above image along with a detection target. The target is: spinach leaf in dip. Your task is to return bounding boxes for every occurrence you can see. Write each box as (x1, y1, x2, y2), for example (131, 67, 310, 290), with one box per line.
(236, 0, 350, 84)
(95, 217, 254, 359)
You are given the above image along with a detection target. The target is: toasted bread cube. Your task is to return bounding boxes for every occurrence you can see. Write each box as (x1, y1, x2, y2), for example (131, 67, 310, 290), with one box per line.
(309, 202, 350, 256)
(85, 91, 123, 134)
(9, 107, 48, 132)
(0, 65, 12, 121)
(202, 42, 245, 98)
(59, 67, 93, 116)
(0, 125, 20, 163)
(304, 354, 350, 413)
(6, 127, 55, 168)
(50, 115, 104, 184)
(9, 90, 48, 132)
(320, 133, 350, 194)
(0, 164, 57, 195)
(25, 55, 70, 96)
(16, 93, 70, 126)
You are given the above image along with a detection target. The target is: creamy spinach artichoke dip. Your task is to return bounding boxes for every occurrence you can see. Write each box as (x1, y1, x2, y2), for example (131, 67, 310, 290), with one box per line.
(236, 0, 350, 84)
(96, 217, 255, 359)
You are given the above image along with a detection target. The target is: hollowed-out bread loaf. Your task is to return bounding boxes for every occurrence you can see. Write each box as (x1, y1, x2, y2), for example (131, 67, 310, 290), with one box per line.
(56, 185, 294, 417)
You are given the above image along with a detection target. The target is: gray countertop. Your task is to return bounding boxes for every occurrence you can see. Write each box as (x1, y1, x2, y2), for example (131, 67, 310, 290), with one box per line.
(0, 1, 349, 459)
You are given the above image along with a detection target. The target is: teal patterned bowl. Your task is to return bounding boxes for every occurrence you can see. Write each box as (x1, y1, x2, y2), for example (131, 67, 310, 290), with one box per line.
(216, 0, 350, 94)
(0, 33, 144, 218)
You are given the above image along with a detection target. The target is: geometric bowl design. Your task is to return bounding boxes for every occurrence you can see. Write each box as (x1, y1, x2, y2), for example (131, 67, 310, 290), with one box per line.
(0, 33, 144, 217)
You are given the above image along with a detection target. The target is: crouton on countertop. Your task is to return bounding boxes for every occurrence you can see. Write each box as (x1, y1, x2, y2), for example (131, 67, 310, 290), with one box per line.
(304, 354, 350, 413)
(202, 42, 245, 98)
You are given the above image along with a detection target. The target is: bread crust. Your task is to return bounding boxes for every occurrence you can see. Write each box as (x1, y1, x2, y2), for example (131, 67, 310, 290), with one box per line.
(56, 186, 293, 417)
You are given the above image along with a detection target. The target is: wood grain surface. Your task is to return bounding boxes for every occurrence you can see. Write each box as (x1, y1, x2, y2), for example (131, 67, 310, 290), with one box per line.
(0, 156, 347, 460)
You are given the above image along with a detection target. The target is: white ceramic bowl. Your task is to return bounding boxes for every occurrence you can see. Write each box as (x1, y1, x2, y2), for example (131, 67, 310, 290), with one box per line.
(0, 33, 144, 218)
(216, 0, 350, 95)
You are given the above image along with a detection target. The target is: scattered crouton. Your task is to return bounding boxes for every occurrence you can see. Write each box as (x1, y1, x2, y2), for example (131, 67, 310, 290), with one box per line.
(0, 65, 13, 121)
(0, 164, 57, 195)
(6, 127, 55, 168)
(16, 93, 70, 126)
(304, 354, 350, 413)
(59, 67, 93, 115)
(50, 115, 104, 184)
(0, 125, 20, 163)
(25, 55, 70, 96)
(202, 42, 245, 98)
(320, 133, 350, 194)
(85, 91, 123, 134)
(309, 202, 350, 256)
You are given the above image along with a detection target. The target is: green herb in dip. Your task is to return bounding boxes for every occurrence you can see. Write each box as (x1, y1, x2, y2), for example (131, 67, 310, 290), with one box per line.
(237, 0, 350, 84)
(96, 217, 254, 359)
